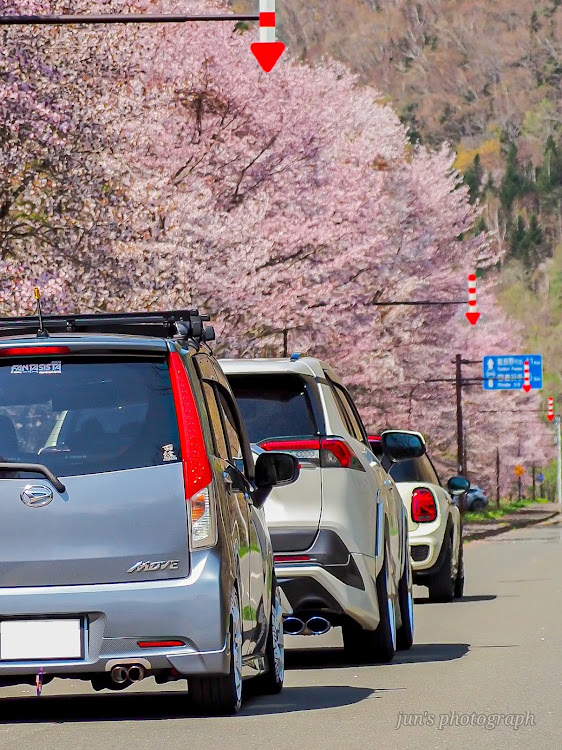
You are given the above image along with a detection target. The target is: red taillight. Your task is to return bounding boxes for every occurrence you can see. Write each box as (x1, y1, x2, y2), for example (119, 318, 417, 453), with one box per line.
(168, 351, 212, 498)
(137, 640, 184, 649)
(321, 438, 355, 468)
(274, 554, 311, 563)
(0, 346, 71, 357)
(261, 439, 320, 451)
(411, 487, 438, 522)
(260, 437, 360, 469)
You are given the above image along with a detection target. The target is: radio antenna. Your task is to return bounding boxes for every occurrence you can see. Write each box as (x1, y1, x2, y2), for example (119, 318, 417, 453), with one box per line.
(34, 287, 49, 338)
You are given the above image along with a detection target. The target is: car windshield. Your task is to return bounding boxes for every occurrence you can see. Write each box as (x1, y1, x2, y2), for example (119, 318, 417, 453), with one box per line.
(227, 374, 318, 444)
(389, 455, 440, 485)
(0, 356, 180, 478)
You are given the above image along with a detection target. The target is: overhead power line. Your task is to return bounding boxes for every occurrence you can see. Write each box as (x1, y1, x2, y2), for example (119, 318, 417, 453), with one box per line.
(0, 13, 258, 25)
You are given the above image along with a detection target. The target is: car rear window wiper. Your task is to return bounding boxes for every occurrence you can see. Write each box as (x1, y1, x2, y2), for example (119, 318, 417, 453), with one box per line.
(0, 463, 66, 493)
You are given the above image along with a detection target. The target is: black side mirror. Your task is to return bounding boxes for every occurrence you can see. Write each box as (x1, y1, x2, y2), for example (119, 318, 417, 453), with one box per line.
(447, 476, 470, 496)
(253, 452, 300, 508)
(381, 430, 426, 462)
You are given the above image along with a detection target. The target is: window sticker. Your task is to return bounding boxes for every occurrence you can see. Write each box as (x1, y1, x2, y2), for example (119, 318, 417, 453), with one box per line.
(10, 361, 62, 375)
(162, 444, 178, 462)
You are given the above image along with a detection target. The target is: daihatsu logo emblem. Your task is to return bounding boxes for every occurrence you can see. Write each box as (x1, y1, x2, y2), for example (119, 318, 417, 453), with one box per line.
(20, 484, 53, 508)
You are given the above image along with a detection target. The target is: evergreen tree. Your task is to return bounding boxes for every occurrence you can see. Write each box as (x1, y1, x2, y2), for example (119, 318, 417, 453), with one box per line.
(500, 143, 528, 210)
(464, 154, 483, 204)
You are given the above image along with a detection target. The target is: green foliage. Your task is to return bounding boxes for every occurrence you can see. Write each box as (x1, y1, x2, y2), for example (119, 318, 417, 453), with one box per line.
(509, 213, 544, 267)
(463, 154, 483, 203)
(499, 143, 529, 211)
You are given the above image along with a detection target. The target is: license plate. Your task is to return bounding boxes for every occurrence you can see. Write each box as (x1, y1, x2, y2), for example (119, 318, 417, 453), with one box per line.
(0, 619, 83, 661)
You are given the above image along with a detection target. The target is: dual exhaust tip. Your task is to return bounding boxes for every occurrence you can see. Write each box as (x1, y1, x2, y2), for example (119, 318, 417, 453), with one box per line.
(110, 664, 145, 684)
(283, 615, 331, 636)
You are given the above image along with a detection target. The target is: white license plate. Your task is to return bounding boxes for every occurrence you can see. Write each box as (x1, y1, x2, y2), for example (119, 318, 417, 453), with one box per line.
(0, 619, 83, 661)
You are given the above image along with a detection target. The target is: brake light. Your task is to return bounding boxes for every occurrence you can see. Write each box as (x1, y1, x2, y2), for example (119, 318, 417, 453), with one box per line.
(168, 351, 212, 499)
(260, 437, 361, 470)
(274, 554, 311, 563)
(260, 439, 320, 461)
(321, 438, 356, 468)
(411, 487, 438, 522)
(0, 346, 71, 357)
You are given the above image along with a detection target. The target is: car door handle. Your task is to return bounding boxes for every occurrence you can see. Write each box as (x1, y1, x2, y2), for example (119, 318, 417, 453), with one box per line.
(383, 479, 393, 487)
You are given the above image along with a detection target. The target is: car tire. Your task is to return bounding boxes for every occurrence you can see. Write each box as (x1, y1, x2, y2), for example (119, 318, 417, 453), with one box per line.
(470, 499, 486, 511)
(342, 553, 396, 664)
(396, 557, 414, 650)
(189, 588, 243, 715)
(252, 576, 284, 695)
(428, 535, 455, 603)
(454, 539, 465, 599)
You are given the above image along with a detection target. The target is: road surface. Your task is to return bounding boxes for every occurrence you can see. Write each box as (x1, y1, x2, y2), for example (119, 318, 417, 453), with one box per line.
(1, 516, 560, 750)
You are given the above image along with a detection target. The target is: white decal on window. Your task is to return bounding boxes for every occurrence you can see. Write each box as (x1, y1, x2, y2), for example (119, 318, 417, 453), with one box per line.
(11, 360, 62, 375)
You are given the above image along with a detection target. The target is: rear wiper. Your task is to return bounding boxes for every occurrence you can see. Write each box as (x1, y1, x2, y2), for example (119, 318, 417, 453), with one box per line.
(0, 463, 66, 493)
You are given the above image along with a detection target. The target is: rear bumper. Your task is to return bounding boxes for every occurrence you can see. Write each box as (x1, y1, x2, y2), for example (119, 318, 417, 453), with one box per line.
(0, 548, 230, 678)
(409, 523, 445, 574)
(275, 551, 380, 630)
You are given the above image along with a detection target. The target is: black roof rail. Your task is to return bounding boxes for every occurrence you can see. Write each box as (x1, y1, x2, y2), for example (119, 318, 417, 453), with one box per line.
(0, 310, 216, 345)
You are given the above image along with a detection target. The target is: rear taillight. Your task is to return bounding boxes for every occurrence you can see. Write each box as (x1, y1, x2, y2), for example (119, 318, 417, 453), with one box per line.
(274, 554, 311, 563)
(168, 351, 215, 548)
(411, 487, 438, 522)
(0, 346, 71, 357)
(260, 437, 362, 470)
(260, 439, 320, 462)
(321, 438, 356, 469)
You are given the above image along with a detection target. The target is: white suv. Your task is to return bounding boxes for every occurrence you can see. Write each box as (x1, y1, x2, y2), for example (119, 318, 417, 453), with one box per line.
(221, 356, 418, 663)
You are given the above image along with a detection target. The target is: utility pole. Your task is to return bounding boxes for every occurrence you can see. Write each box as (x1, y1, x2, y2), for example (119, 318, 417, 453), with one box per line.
(554, 417, 562, 510)
(532, 464, 536, 503)
(282, 329, 288, 358)
(455, 354, 466, 514)
(455, 354, 466, 476)
(496, 447, 500, 508)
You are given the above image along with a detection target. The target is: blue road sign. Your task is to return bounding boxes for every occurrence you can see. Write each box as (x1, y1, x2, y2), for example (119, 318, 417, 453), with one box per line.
(537, 473, 545, 483)
(482, 354, 543, 391)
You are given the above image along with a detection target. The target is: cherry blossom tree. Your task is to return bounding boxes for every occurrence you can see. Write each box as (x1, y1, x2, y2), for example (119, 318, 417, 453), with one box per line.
(0, 0, 138, 315)
(0, 0, 553, 486)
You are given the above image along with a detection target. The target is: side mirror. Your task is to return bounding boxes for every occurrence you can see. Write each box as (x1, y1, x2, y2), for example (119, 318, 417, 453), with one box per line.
(447, 476, 470, 496)
(381, 430, 426, 462)
(253, 452, 300, 508)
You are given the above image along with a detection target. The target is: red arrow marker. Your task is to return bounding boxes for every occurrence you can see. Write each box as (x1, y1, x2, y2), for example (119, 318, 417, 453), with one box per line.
(548, 396, 554, 421)
(465, 273, 480, 325)
(251, 41, 285, 72)
(251, 0, 285, 72)
(522, 359, 532, 392)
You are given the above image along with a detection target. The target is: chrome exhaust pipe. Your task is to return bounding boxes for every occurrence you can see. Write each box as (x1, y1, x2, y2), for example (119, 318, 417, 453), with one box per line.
(283, 616, 306, 635)
(305, 616, 332, 635)
(110, 665, 129, 684)
(127, 664, 145, 683)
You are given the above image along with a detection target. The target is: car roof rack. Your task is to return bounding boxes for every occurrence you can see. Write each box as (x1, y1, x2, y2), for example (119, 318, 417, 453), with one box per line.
(0, 310, 216, 345)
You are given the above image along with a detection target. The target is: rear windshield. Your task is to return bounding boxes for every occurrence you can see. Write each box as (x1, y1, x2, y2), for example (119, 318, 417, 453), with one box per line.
(0, 357, 180, 478)
(389, 455, 440, 485)
(228, 374, 318, 444)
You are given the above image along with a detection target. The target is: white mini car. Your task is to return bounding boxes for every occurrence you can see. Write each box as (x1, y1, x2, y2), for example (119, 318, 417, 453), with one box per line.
(222, 356, 422, 663)
(369, 433, 469, 602)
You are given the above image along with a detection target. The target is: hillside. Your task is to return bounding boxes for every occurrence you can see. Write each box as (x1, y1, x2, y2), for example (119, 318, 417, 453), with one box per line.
(234, 0, 562, 402)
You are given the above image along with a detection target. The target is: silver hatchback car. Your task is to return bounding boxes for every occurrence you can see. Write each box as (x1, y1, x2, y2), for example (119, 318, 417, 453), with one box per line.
(0, 309, 298, 714)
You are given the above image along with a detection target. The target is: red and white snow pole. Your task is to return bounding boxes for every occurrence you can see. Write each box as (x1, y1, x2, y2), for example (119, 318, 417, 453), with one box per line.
(251, 0, 285, 72)
(522, 359, 532, 392)
(465, 273, 480, 325)
(547, 396, 554, 421)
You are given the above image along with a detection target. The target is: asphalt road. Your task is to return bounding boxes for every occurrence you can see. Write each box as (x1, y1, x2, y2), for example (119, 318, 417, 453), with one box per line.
(1, 516, 560, 750)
